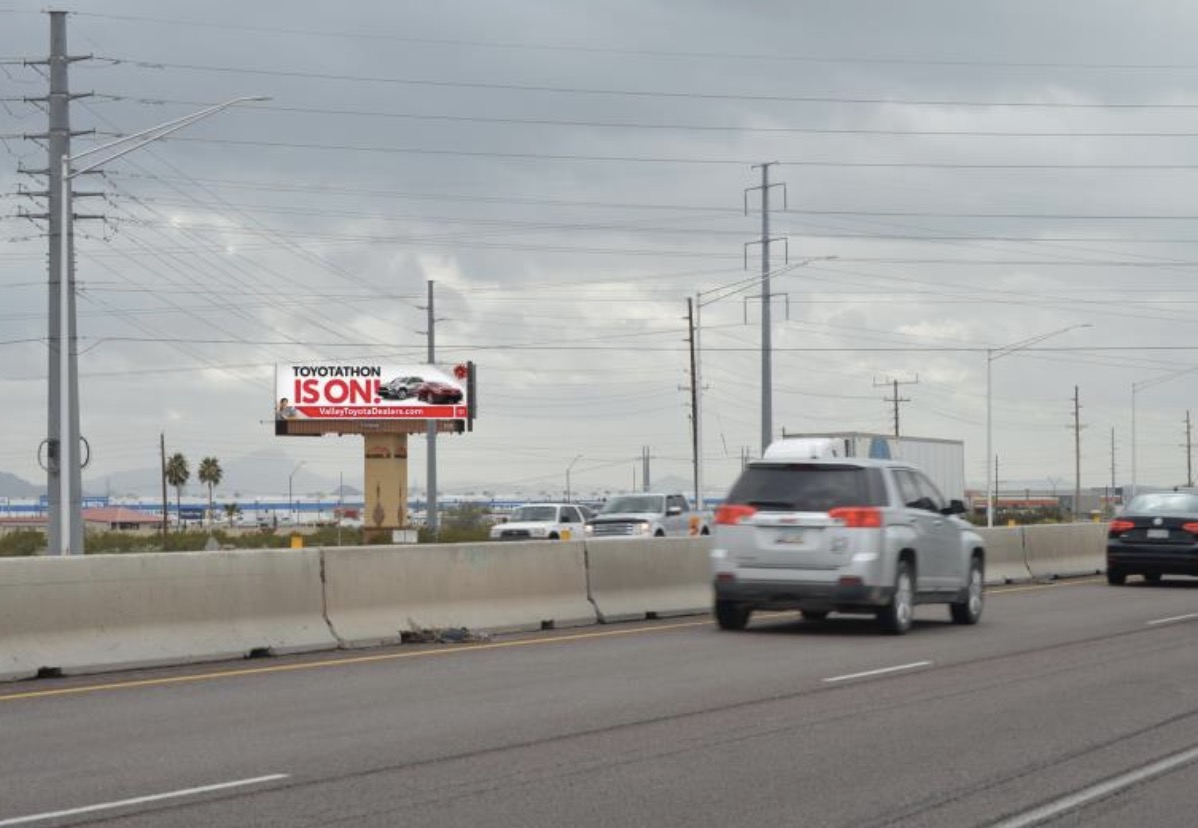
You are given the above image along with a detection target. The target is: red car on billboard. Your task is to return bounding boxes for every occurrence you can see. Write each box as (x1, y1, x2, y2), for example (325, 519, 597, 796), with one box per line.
(417, 380, 463, 404)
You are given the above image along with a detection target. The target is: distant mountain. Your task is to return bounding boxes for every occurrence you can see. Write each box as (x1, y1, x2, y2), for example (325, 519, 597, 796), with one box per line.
(82, 448, 352, 498)
(0, 471, 41, 498)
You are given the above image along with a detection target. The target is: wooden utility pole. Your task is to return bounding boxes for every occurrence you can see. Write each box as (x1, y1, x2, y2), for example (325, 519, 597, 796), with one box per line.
(874, 375, 919, 437)
(1186, 411, 1194, 487)
(1110, 427, 1117, 514)
(994, 455, 1000, 520)
(160, 432, 168, 545)
(1070, 386, 1084, 521)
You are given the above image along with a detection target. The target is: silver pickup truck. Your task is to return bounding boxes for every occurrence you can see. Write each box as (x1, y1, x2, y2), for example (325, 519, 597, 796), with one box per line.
(588, 493, 711, 538)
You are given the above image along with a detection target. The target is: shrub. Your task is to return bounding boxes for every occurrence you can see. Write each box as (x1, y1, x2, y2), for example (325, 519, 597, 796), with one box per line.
(0, 530, 45, 557)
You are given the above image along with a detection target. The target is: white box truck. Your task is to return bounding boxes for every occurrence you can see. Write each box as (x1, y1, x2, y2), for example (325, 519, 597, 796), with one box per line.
(776, 432, 965, 502)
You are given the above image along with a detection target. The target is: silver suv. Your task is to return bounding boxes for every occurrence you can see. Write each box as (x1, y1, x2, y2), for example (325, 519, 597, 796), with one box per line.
(710, 442, 985, 634)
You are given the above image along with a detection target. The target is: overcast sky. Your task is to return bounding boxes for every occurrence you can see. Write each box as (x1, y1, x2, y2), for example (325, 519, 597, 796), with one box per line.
(5, 0, 1198, 500)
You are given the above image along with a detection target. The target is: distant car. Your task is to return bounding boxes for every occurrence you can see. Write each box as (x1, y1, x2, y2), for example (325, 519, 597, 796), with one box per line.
(417, 380, 463, 404)
(1107, 491, 1198, 585)
(490, 503, 590, 541)
(379, 376, 426, 400)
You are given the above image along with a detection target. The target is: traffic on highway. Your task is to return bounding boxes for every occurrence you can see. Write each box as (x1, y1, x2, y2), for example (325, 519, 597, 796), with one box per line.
(0, 577, 1194, 827)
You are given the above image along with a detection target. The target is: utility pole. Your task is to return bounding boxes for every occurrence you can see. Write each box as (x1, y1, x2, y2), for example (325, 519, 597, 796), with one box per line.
(994, 455, 1000, 521)
(1186, 411, 1194, 488)
(642, 445, 651, 492)
(160, 432, 168, 545)
(744, 163, 787, 455)
(1069, 386, 1085, 522)
(27, 12, 91, 555)
(1110, 427, 1117, 511)
(874, 375, 919, 437)
(424, 280, 438, 535)
(686, 298, 701, 509)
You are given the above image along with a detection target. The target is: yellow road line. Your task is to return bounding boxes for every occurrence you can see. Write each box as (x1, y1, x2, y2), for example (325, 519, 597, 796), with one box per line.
(0, 576, 1105, 703)
(0, 620, 711, 703)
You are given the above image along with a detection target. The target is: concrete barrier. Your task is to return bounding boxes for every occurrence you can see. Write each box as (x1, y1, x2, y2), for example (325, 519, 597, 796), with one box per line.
(0, 523, 1114, 684)
(976, 526, 1031, 584)
(321, 542, 596, 646)
(1024, 523, 1106, 579)
(585, 537, 712, 622)
(0, 550, 337, 682)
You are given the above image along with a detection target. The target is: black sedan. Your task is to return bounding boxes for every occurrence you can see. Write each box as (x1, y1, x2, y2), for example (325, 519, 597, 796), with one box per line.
(1107, 491, 1198, 585)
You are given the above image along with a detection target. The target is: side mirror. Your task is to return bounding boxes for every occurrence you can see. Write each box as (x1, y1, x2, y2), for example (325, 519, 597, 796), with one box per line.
(942, 499, 967, 516)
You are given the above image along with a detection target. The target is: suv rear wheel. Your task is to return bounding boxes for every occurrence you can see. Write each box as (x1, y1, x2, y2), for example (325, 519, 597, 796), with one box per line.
(1107, 568, 1127, 586)
(950, 557, 984, 625)
(714, 600, 751, 631)
(878, 560, 914, 635)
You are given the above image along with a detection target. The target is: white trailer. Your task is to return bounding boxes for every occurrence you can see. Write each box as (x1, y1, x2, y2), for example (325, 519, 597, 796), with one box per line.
(777, 432, 966, 502)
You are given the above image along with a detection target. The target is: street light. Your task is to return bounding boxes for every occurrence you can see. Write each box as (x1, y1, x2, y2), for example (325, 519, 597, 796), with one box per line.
(565, 455, 583, 503)
(289, 461, 306, 524)
(1131, 365, 1198, 501)
(986, 324, 1091, 527)
(692, 255, 838, 509)
(50, 96, 267, 555)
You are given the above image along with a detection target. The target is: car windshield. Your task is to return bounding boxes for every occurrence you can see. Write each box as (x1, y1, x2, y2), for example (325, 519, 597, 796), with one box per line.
(1124, 492, 1198, 515)
(601, 495, 664, 514)
(509, 506, 558, 522)
(723, 464, 885, 511)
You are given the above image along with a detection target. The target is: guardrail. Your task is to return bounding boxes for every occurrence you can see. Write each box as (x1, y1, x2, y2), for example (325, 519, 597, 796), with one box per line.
(322, 541, 596, 647)
(0, 549, 337, 682)
(0, 524, 1107, 682)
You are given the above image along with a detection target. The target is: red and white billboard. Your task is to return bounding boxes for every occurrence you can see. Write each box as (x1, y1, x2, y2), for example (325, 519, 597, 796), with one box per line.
(275, 362, 472, 420)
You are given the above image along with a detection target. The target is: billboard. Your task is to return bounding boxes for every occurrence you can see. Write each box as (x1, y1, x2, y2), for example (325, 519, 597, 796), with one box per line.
(275, 362, 473, 422)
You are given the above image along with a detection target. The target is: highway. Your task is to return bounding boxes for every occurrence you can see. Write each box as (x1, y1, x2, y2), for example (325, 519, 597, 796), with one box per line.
(1, 577, 1196, 827)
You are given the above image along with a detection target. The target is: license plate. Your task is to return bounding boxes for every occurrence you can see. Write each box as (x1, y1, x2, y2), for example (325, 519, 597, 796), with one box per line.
(776, 532, 806, 545)
(1147, 528, 1170, 539)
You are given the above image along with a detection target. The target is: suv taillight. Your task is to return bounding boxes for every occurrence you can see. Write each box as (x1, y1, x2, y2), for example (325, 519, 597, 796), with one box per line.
(1109, 519, 1135, 536)
(715, 504, 757, 525)
(828, 507, 883, 528)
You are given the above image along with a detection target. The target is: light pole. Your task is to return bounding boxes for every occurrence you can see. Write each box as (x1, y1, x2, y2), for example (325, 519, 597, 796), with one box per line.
(692, 255, 837, 507)
(566, 455, 582, 503)
(289, 461, 306, 523)
(986, 324, 1091, 528)
(50, 96, 266, 555)
(1130, 365, 1198, 501)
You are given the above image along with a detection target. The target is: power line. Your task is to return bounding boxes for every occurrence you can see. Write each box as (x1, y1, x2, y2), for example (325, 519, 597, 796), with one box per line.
(63, 16, 1198, 71)
(96, 58, 1198, 108)
(99, 134, 1198, 169)
(106, 173, 1198, 222)
(84, 97, 1198, 139)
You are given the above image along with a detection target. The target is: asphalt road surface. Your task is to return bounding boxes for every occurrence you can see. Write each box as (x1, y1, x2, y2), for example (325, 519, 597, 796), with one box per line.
(1, 576, 1196, 827)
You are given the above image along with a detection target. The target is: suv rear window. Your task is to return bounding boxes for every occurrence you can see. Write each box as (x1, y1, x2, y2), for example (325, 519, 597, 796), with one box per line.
(724, 463, 886, 512)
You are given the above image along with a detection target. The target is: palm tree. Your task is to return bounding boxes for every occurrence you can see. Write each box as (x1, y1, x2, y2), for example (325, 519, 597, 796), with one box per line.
(198, 456, 223, 527)
(164, 452, 190, 530)
(223, 502, 242, 525)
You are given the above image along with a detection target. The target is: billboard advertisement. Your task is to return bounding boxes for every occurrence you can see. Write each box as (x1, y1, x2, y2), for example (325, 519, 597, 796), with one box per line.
(275, 362, 472, 421)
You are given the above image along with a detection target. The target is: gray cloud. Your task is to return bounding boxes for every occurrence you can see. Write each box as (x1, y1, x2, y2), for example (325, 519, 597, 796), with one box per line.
(3, 0, 1197, 500)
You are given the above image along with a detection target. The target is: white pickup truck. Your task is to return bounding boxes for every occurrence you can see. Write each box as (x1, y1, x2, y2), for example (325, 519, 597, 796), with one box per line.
(489, 503, 592, 541)
(588, 493, 711, 539)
